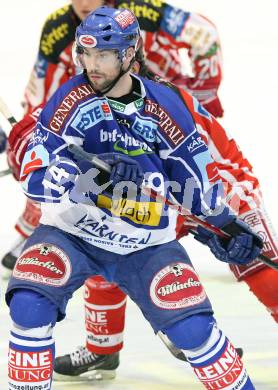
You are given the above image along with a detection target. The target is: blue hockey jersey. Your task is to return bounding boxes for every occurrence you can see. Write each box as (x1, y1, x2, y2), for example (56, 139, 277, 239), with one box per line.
(20, 73, 228, 254)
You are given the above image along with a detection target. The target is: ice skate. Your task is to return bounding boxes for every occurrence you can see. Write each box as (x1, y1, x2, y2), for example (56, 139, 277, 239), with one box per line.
(1, 234, 25, 278)
(53, 346, 120, 382)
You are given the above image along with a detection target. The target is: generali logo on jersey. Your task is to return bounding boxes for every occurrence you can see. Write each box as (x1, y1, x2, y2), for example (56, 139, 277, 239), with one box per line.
(13, 243, 72, 287)
(149, 263, 207, 309)
(8, 348, 52, 383)
(145, 99, 185, 148)
(49, 84, 94, 132)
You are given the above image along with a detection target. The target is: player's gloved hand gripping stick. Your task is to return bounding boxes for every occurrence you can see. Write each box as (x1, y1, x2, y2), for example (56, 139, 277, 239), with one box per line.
(0, 95, 271, 269)
(68, 144, 277, 272)
(69, 143, 250, 362)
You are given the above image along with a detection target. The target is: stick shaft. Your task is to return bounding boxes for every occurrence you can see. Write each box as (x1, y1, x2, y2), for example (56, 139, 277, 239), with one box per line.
(0, 168, 12, 177)
(157, 331, 187, 361)
(68, 143, 278, 271)
(0, 96, 17, 126)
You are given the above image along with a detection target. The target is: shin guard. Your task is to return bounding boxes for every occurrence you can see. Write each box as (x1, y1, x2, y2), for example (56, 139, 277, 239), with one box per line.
(187, 326, 254, 389)
(165, 315, 254, 389)
(8, 324, 55, 390)
(84, 276, 127, 354)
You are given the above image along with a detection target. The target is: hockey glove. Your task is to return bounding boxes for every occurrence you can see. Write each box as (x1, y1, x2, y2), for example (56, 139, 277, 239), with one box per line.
(7, 105, 42, 180)
(97, 153, 144, 189)
(0, 126, 7, 153)
(195, 218, 263, 265)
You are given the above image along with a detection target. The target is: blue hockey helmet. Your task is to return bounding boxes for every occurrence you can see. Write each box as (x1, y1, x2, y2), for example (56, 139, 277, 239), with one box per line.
(75, 6, 140, 61)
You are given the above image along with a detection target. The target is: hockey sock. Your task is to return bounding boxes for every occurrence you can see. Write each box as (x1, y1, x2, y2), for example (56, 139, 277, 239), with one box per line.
(186, 327, 254, 389)
(8, 324, 55, 390)
(84, 275, 127, 354)
(244, 267, 278, 323)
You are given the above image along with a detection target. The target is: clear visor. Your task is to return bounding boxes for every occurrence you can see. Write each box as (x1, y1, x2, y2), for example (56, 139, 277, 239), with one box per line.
(72, 42, 120, 68)
(72, 41, 84, 68)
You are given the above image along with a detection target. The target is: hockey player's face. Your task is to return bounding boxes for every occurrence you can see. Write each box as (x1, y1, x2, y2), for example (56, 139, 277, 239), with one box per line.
(72, 0, 104, 20)
(82, 48, 121, 91)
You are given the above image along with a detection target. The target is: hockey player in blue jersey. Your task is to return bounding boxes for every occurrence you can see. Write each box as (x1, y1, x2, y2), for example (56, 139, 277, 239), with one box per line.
(6, 7, 263, 389)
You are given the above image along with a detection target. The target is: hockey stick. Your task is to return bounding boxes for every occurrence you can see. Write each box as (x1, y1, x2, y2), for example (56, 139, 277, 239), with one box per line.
(0, 98, 250, 361)
(157, 331, 187, 361)
(157, 331, 243, 362)
(0, 94, 272, 271)
(0, 98, 15, 178)
(68, 144, 255, 362)
(68, 144, 278, 272)
(0, 167, 12, 177)
(0, 100, 188, 364)
(0, 93, 276, 269)
(0, 96, 17, 126)
(0, 97, 17, 177)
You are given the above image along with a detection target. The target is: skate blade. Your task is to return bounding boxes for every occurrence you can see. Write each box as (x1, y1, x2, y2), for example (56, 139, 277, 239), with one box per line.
(53, 369, 116, 382)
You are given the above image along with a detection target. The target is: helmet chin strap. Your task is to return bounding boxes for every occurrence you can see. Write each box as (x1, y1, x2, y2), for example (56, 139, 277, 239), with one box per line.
(86, 56, 136, 96)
